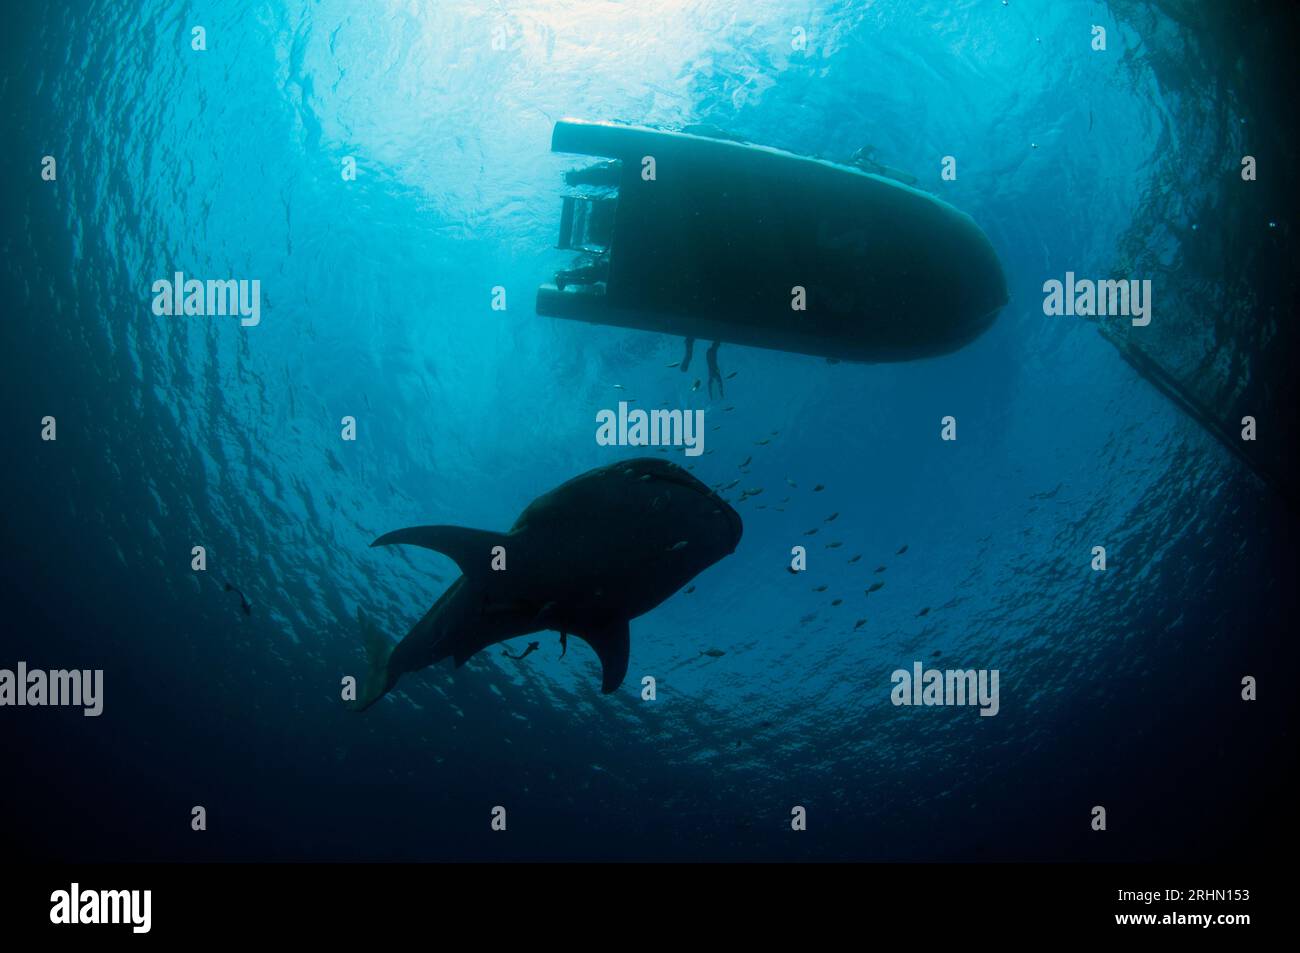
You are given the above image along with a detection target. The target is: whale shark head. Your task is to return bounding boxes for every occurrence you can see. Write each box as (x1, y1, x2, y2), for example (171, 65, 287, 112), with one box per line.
(603, 457, 743, 553)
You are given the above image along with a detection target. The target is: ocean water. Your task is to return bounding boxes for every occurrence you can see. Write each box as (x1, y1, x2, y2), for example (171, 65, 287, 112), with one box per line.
(1, 0, 1294, 862)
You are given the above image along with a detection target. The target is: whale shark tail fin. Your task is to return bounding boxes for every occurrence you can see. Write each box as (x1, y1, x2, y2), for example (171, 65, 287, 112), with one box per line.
(349, 607, 396, 712)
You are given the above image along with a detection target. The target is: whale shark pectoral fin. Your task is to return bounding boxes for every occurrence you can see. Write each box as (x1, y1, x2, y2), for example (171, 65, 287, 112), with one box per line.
(370, 525, 509, 577)
(572, 620, 631, 694)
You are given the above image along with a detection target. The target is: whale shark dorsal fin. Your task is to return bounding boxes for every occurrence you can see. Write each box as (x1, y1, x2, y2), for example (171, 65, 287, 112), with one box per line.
(572, 620, 631, 694)
(370, 525, 508, 577)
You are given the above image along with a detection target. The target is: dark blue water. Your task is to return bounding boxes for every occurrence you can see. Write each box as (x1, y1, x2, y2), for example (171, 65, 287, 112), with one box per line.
(1, 0, 1294, 861)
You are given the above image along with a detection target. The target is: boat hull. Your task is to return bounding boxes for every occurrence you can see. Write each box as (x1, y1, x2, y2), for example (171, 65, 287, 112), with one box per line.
(537, 119, 1008, 363)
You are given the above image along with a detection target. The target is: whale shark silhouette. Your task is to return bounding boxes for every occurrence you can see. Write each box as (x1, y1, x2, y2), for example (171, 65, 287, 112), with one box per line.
(350, 458, 743, 710)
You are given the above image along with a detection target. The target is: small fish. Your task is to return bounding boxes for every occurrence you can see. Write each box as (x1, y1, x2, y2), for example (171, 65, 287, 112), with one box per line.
(726, 371, 737, 380)
(755, 438, 770, 446)
(502, 641, 542, 661)
(668, 540, 689, 551)
(724, 406, 735, 412)
(684, 585, 696, 594)
(799, 612, 817, 625)
(825, 512, 839, 522)
(896, 544, 908, 555)
(744, 487, 763, 497)
(867, 582, 884, 593)
(874, 565, 886, 574)
(853, 618, 867, 630)
(917, 607, 930, 617)
(224, 582, 252, 617)
(613, 384, 625, 390)
(813, 585, 827, 592)
(785, 478, 797, 488)
(803, 528, 818, 536)
(639, 474, 653, 481)
(786, 566, 800, 575)
(848, 554, 861, 564)
(932, 650, 942, 658)
(691, 379, 702, 392)
(666, 361, 680, 368)
(770, 430, 779, 436)
(813, 484, 825, 492)
(723, 479, 740, 490)
(739, 456, 751, 468)
(825, 542, 842, 549)
(831, 598, 843, 606)
(700, 648, 726, 658)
